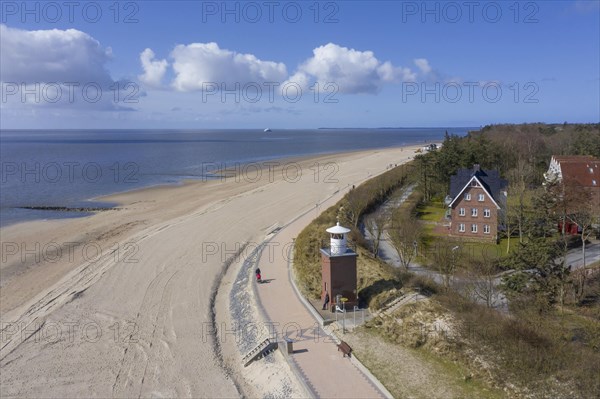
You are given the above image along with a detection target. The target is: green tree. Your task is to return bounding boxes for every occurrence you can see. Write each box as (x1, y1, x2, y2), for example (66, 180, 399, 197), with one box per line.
(435, 132, 465, 186)
(527, 187, 557, 238)
(501, 238, 570, 308)
(570, 129, 600, 158)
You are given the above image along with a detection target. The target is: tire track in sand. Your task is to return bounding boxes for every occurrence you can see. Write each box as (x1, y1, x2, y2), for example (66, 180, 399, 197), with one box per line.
(112, 268, 180, 397)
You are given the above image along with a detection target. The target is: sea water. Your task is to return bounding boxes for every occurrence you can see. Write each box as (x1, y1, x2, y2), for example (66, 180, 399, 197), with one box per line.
(0, 128, 472, 226)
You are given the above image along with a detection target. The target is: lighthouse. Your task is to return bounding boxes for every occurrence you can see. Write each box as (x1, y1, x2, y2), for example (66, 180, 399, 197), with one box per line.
(320, 222, 358, 311)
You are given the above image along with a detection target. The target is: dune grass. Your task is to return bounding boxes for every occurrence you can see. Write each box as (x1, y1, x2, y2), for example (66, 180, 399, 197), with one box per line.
(293, 163, 412, 305)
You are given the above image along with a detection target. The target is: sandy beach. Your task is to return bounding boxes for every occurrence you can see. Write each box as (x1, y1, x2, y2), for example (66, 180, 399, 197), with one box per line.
(0, 145, 419, 397)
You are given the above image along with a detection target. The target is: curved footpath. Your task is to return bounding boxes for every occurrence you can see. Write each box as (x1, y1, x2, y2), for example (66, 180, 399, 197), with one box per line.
(253, 166, 410, 398)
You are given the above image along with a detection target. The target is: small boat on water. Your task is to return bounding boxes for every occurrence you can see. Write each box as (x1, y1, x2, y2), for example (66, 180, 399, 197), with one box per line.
(264, 128, 272, 132)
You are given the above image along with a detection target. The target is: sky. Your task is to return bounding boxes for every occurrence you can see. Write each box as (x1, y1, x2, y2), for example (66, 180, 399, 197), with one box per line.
(0, 0, 599, 129)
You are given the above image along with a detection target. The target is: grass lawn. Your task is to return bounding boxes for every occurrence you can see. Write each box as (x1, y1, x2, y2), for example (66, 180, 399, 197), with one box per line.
(416, 199, 518, 264)
(458, 238, 514, 262)
(416, 200, 447, 222)
(419, 235, 515, 265)
(416, 200, 448, 244)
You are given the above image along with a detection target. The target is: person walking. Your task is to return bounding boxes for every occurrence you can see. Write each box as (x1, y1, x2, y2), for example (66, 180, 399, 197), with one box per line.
(322, 292, 330, 310)
(255, 267, 262, 283)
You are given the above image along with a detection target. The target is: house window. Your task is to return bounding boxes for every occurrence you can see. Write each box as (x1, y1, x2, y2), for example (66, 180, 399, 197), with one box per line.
(484, 209, 491, 218)
(471, 224, 478, 233)
(471, 208, 478, 217)
(459, 207, 465, 216)
(478, 193, 485, 201)
(464, 193, 471, 201)
(484, 225, 490, 234)
(593, 180, 597, 186)
(459, 223, 465, 232)
(590, 167, 594, 173)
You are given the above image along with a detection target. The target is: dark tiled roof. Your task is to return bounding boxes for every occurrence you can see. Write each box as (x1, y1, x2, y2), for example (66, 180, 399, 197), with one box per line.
(450, 166, 507, 204)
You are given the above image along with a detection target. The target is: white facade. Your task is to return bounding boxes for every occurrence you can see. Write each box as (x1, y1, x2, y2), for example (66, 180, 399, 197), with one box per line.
(544, 156, 562, 183)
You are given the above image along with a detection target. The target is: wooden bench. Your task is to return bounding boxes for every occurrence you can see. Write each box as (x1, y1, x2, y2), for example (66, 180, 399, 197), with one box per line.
(337, 340, 352, 358)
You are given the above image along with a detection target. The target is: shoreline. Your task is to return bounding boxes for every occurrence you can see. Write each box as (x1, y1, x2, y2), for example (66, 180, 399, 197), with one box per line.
(1, 142, 431, 229)
(0, 144, 420, 397)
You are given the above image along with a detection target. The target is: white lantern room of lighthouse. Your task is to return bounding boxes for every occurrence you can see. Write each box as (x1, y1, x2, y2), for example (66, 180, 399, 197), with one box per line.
(326, 222, 351, 256)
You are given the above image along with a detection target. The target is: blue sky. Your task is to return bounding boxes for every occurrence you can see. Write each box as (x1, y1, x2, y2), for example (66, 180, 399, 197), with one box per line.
(1, 0, 599, 129)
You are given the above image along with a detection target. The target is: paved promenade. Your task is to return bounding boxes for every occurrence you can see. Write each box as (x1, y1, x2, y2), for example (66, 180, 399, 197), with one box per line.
(254, 181, 389, 398)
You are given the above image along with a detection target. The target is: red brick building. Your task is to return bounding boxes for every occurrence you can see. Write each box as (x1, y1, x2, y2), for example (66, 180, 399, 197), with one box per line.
(320, 223, 357, 311)
(544, 155, 600, 233)
(448, 165, 507, 242)
(544, 155, 600, 207)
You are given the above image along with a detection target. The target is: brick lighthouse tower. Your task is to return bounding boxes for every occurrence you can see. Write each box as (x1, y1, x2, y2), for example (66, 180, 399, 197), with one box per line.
(320, 222, 358, 311)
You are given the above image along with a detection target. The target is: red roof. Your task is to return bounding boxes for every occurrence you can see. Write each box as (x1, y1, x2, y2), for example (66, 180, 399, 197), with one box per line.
(553, 155, 600, 188)
(554, 155, 598, 163)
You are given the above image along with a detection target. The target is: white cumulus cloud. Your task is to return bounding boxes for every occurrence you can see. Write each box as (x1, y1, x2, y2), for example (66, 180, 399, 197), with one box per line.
(0, 24, 139, 111)
(138, 48, 168, 88)
(0, 24, 113, 86)
(169, 42, 288, 92)
(414, 58, 432, 74)
(138, 42, 436, 96)
(286, 43, 416, 94)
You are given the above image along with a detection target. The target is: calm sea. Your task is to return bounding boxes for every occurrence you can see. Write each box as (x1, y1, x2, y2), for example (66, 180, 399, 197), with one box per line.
(0, 128, 472, 226)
